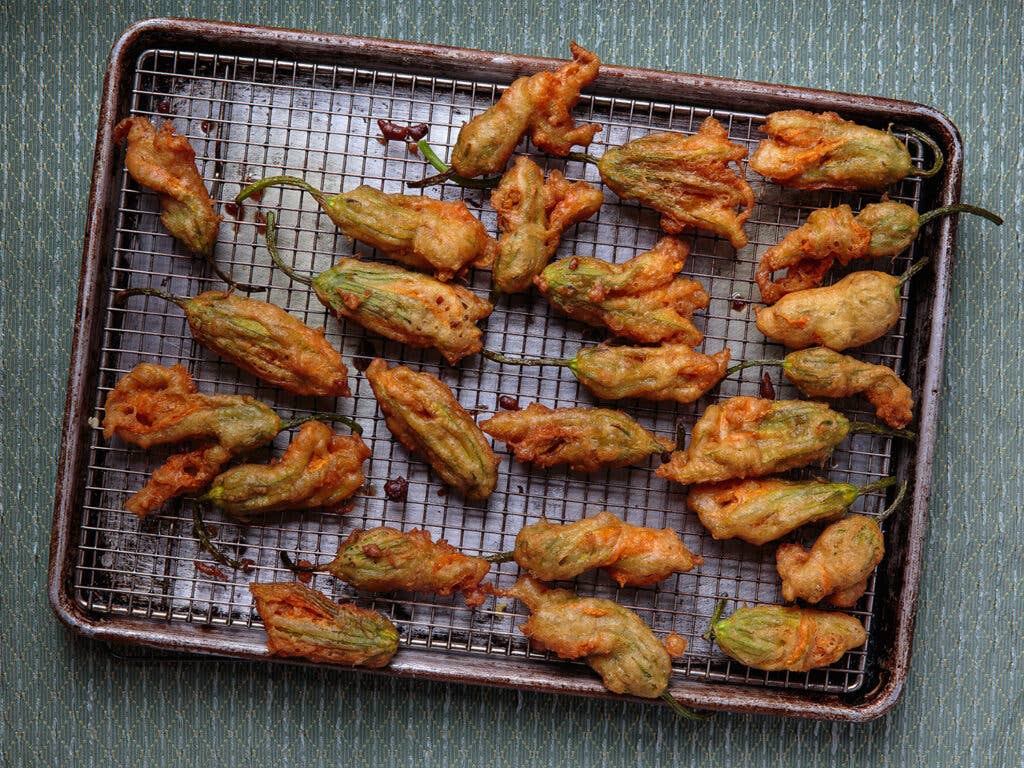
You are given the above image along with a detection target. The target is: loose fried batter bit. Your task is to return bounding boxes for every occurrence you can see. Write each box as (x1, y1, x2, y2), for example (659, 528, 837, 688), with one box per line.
(102, 363, 282, 517)
(323, 527, 491, 607)
(656, 397, 850, 486)
(118, 288, 350, 397)
(114, 117, 222, 255)
(514, 511, 701, 586)
(710, 604, 866, 672)
(572, 343, 730, 403)
(365, 359, 499, 499)
(202, 421, 370, 522)
(490, 156, 604, 293)
(596, 117, 754, 248)
(250, 581, 398, 667)
(535, 237, 710, 345)
(503, 576, 683, 698)
(686, 476, 893, 545)
(748, 110, 915, 191)
(451, 42, 601, 178)
(777, 515, 885, 607)
(481, 402, 673, 473)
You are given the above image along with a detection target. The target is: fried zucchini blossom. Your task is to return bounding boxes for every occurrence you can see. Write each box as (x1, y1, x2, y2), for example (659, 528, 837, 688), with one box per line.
(201, 421, 370, 522)
(708, 603, 866, 672)
(686, 475, 896, 545)
(450, 42, 601, 178)
(114, 117, 222, 257)
(115, 287, 350, 397)
(755, 257, 930, 352)
(250, 582, 398, 667)
(490, 156, 604, 293)
(756, 201, 1002, 303)
(591, 117, 754, 248)
(237, 177, 496, 281)
(728, 347, 913, 429)
(504, 511, 701, 586)
(748, 110, 943, 191)
(365, 359, 499, 499)
(263, 213, 492, 364)
(656, 396, 911, 486)
(484, 343, 730, 404)
(535, 237, 710, 345)
(480, 403, 673, 473)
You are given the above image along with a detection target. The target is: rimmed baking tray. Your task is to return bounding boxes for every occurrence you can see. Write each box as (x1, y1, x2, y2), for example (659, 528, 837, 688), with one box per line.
(49, 17, 963, 720)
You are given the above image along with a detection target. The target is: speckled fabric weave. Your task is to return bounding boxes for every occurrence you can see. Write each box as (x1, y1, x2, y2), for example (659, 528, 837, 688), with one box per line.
(1, 1, 1021, 766)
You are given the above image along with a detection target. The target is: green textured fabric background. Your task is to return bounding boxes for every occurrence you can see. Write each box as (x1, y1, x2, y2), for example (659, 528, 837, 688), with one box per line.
(1, 0, 1021, 765)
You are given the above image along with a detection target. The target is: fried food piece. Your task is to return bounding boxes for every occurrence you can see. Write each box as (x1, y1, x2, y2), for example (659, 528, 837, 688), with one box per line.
(451, 42, 601, 178)
(687, 477, 884, 545)
(777, 515, 884, 607)
(202, 421, 370, 522)
(120, 288, 350, 397)
(656, 397, 849, 486)
(505, 576, 682, 698)
(596, 117, 754, 248)
(710, 604, 866, 671)
(572, 343, 730, 403)
(755, 269, 903, 351)
(249, 582, 398, 667)
(514, 511, 701, 586)
(324, 527, 491, 607)
(749, 110, 914, 191)
(481, 403, 672, 473)
(114, 117, 222, 255)
(365, 359, 498, 499)
(490, 156, 603, 293)
(783, 347, 913, 429)
(102, 363, 283, 517)
(311, 258, 493, 364)
(535, 238, 710, 345)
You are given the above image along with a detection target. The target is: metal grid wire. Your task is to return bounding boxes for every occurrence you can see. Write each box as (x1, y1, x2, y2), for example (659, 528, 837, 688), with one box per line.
(72, 47, 930, 696)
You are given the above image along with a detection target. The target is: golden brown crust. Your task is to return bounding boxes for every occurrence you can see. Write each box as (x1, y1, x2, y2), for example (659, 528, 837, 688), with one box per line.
(573, 343, 730, 403)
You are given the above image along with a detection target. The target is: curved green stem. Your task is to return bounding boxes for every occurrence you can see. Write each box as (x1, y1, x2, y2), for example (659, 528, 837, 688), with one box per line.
(114, 286, 189, 309)
(235, 175, 326, 205)
(848, 421, 915, 440)
(482, 349, 573, 367)
(418, 140, 451, 174)
(918, 203, 1004, 227)
(279, 550, 331, 573)
(702, 598, 728, 642)
(485, 551, 516, 564)
(281, 412, 364, 435)
(660, 692, 710, 722)
(405, 140, 502, 190)
(263, 211, 313, 287)
(897, 256, 931, 286)
(878, 480, 910, 521)
(567, 151, 600, 165)
(902, 127, 945, 178)
(856, 476, 898, 496)
(206, 256, 269, 294)
(725, 358, 786, 377)
(192, 506, 247, 570)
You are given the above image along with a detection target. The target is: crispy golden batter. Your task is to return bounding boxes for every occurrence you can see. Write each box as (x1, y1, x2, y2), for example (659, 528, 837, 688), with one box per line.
(572, 343, 730, 403)
(756, 201, 922, 303)
(311, 259, 492, 364)
(451, 42, 601, 177)
(481, 403, 672, 473)
(312, 185, 497, 281)
(504, 576, 681, 698)
(596, 117, 754, 248)
(777, 515, 884, 607)
(102, 363, 282, 517)
(514, 511, 701, 586)
(535, 238, 709, 345)
(749, 110, 914, 191)
(686, 477, 867, 545)
(250, 582, 398, 667)
(755, 270, 903, 351)
(491, 156, 603, 293)
(656, 397, 850, 486)
(114, 117, 222, 255)
(711, 605, 866, 671)
(202, 421, 370, 522)
(783, 347, 913, 429)
(324, 527, 491, 607)
(365, 359, 498, 499)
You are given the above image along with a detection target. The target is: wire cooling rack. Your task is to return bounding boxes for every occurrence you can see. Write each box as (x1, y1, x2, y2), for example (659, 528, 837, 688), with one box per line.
(72, 45, 928, 697)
